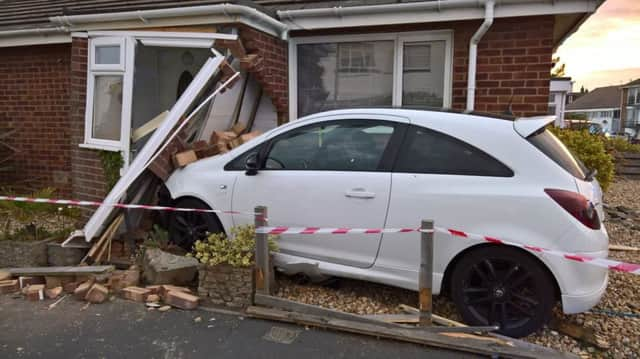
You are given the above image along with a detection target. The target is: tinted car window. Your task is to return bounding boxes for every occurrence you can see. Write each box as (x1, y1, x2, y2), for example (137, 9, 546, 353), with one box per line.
(394, 125, 513, 177)
(225, 143, 265, 171)
(527, 128, 587, 179)
(265, 122, 395, 171)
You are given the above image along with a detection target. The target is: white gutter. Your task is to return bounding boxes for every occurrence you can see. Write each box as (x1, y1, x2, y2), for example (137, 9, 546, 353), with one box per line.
(0, 26, 67, 37)
(50, 3, 289, 39)
(467, 0, 495, 112)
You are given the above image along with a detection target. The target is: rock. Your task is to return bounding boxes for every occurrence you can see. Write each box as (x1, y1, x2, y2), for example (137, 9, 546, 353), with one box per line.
(142, 248, 198, 286)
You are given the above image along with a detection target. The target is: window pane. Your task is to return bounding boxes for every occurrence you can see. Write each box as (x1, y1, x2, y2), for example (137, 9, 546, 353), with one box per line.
(297, 41, 394, 117)
(96, 45, 121, 64)
(402, 41, 446, 107)
(528, 129, 586, 180)
(266, 122, 394, 171)
(92, 75, 123, 141)
(395, 125, 513, 177)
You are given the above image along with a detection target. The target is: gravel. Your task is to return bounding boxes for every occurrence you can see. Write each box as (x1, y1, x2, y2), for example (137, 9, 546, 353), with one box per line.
(275, 178, 640, 358)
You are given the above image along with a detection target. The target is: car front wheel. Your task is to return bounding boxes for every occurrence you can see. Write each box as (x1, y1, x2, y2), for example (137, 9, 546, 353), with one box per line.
(450, 246, 555, 338)
(168, 198, 223, 251)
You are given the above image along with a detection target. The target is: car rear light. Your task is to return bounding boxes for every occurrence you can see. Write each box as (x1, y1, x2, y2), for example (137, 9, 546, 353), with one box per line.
(544, 189, 601, 229)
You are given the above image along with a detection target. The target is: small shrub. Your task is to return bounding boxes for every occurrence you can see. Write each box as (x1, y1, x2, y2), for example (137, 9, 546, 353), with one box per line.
(189, 225, 277, 267)
(603, 136, 640, 155)
(549, 127, 615, 191)
(144, 224, 170, 249)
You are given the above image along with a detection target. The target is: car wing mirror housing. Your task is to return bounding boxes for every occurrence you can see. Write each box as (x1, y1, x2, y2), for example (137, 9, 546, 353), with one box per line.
(245, 152, 259, 176)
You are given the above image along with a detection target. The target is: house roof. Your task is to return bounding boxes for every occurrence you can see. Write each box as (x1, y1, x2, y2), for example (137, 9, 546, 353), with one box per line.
(622, 79, 640, 89)
(566, 85, 621, 111)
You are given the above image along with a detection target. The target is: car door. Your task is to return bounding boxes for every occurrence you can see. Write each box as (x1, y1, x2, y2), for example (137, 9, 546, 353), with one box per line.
(230, 116, 406, 268)
(378, 124, 516, 290)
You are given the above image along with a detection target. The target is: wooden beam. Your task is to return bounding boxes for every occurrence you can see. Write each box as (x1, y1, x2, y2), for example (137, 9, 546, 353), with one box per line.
(8, 266, 114, 277)
(246, 306, 570, 359)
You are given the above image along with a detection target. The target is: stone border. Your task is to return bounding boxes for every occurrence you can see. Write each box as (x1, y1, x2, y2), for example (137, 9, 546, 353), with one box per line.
(197, 264, 254, 308)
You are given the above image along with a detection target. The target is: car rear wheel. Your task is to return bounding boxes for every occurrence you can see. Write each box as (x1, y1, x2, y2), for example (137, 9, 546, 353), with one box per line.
(450, 246, 555, 338)
(168, 198, 223, 251)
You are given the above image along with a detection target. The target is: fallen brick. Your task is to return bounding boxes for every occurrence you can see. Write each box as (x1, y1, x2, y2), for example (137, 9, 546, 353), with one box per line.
(230, 122, 247, 136)
(146, 294, 161, 303)
(63, 281, 80, 294)
(85, 284, 109, 304)
(19, 276, 45, 289)
(122, 286, 151, 302)
(73, 281, 93, 300)
(45, 286, 63, 299)
(0, 270, 11, 281)
(164, 290, 199, 310)
(159, 285, 192, 299)
(0, 279, 19, 294)
(172, 150, 198, 168)
(145, 285, 164, 295)
(26, 284, 45, 301)
(45, 276, 75, 289)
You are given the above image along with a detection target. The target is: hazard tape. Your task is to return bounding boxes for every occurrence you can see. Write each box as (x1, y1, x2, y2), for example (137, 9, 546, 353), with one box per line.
(0, 196, 259, 217)
(254, 225, 640, 275)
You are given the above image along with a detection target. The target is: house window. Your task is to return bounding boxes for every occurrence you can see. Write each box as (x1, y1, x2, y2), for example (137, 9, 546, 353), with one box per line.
(291, 31, 453, 118)
(84, 37, 127, 150)
(628, 88, 638, 105)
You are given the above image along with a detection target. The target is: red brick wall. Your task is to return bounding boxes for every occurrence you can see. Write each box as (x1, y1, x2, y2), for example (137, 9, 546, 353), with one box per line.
(290, 15, 555, 118)
(0, 44, 72, 195)
(238, 25, 289, 124)
(69, 37, 109, 204)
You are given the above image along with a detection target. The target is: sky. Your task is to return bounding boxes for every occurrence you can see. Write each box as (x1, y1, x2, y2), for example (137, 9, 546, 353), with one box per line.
(554, 0, 640, 91)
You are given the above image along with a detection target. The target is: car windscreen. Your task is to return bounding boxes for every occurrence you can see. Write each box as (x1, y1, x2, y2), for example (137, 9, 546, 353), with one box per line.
(527, 128, 588, 180)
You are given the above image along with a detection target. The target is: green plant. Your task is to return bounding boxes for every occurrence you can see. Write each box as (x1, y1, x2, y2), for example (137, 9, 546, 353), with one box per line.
(144, 224, 169, 249)
(189, 225, 278, 267)
(99, 150, 124, 192)
(549, 127, 615, 191)
(603, 136, 640, 155)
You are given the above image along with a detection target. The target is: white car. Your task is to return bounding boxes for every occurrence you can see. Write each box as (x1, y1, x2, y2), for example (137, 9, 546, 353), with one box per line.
(162, 108, 608, 337)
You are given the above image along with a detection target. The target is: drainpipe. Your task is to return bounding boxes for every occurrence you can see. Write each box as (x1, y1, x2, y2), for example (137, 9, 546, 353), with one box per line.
(466, 0, 495, 112)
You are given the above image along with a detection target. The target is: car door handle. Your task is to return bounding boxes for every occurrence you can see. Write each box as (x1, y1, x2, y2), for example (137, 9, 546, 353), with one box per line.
(345, 189, 376, 199)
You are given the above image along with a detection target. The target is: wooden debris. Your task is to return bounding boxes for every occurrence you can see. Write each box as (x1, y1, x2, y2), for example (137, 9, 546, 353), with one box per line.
(549, 318, 610, 349)
(172, 150, 198, 168)
(122, 286, 151, 302)
(48, 294, 67, 310)
(26, 284, 45, 301)
(19, 276, 45, 288)
(362, 313, 420, 324)
(230, 122, 247, 136)
(0, 279, 19, 294)
(74, 281, 94, 300)
(399, 304, 467, 328)
(164, 290, 199, 310)
(85, 284, 109, 304)
(609, 244, 639, 251)
(45, 286, 63, 299)
(9, 265, 114, 277)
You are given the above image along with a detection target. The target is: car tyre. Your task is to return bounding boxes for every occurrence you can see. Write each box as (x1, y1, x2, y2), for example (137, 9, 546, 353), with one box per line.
(450, 246, 555, 338)
(168, 197, 223, 251)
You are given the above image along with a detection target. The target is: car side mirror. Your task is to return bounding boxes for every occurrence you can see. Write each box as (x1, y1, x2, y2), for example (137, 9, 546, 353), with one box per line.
(245, 152, 259, 176)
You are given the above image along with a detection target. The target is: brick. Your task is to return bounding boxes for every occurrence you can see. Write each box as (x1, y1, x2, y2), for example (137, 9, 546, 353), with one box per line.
(63, 281, 80, 294)
(85, 284, 109, 304)
(0, 279, 19, 294)
(45, 286, 63, 299)
(172, 150, 198, 168)
(164, 290, 199, 310)
(26, 284, 45, 301)
(122, 286, 151, 302)
(19, 276, 45, 288)
(159, 284, 192, 299)
(146, 294, 161, 303)
(0, 270, 10, 281)
(73, 280, 94, 300)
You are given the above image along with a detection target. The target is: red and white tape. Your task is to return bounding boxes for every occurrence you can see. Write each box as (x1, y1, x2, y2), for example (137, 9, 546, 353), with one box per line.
(0, 196, 258, 217)
(255, 225, 640, 275)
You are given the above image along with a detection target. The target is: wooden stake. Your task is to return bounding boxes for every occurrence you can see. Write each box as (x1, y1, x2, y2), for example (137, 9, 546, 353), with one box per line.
(254, 206, 270, 295)
(419, 219, 434, 326)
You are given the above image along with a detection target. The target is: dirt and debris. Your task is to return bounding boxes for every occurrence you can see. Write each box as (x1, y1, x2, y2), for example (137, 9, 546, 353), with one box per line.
(275, 178, 640, 358)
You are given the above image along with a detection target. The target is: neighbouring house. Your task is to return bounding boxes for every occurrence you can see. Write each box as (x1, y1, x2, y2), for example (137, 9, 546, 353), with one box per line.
(621, 79, 640, 138)
(549, 77, 573, 127)
(565, 85, 622, 135)
(0, 0, 604, 207)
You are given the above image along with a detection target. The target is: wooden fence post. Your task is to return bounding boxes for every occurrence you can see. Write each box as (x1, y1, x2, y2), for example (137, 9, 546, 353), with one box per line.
(254, 205, 271, 295)
(419, 219, 434, 326)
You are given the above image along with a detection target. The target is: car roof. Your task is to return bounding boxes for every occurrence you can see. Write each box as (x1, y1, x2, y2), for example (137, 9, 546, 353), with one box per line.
(301, 107, 516, 122)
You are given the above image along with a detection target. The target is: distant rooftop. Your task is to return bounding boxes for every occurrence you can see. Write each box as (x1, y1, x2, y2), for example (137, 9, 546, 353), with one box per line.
(623, 79, 640, 88)
(565, 85, 621, 111)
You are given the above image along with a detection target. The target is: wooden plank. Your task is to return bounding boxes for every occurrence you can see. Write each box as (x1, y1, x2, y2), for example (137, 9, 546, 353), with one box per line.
(246, 306, 572, 359)
(94, 216, 124, 264)
(400, 304, 467, 328)
(8, 265, 114, 277)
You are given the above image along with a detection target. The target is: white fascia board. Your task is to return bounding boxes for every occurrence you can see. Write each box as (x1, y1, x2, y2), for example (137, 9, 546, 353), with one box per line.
(565, 108, 619, 112)
(0, 33, 70, 47)
(86, 31, 238, 41)
(279, 0, 600, 31)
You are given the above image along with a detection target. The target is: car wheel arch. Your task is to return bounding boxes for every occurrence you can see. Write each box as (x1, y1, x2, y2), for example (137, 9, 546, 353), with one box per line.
(166, 193, 227, 236)
(441, 243, 561, 301)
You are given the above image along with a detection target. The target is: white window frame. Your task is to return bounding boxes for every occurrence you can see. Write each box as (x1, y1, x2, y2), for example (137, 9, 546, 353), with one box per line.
(82, 31, 236, 166)
(288, 30, 454, 120)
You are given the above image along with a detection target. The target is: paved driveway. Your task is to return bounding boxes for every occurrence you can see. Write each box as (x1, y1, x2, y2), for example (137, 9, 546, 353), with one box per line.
(0, 295, 480, 359)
